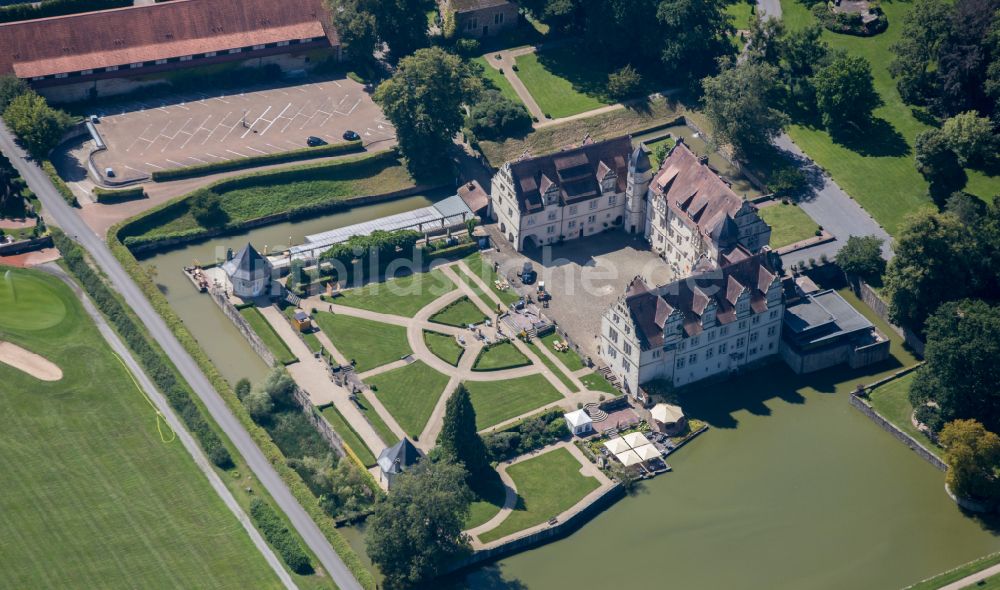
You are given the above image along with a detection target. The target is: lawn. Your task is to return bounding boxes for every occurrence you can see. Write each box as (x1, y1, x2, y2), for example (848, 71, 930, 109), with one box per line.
(580, 371, 620, 396)
(540, 331, 584, 371)
(313, 312, 411, 373)
(330, 269, 454, 318)
(366, 361, 451, 439)
(357, 391, 400, 447)
(645, 136, 677, 168)
(473, 341, 532, 371)
(758, 202, 820, 249)
(525, 340, 577, 392)
(121, 152, 419, 242)
(461, 251, 521, 306)
(514, 47, 612, 119)
(430, 295, 487, 327)
(423, 330, 465, 366)
(320, 405, 377, 468)
(465, 469, 508, 531)
(465, 374, 563, 430)
(240, 306, 297, 365)
(905, 551, 1000, 590)
(473, 56, 524, 106)
(868, 372, 941, 459)
(726, 0, 754, 29)
(779, 0, 1000, 235)
(0, 268, 280, 588)
(478, 447, 600, 543)
(282, 305, 321, 353)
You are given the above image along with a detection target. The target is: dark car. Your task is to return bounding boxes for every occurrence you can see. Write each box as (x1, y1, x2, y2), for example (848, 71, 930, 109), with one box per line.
(519, 262, 537, 285)
(307, 136, 327, 147)
(343, 130, 360, 141)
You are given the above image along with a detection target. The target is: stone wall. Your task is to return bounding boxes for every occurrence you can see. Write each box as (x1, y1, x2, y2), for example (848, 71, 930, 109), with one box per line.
(858, 281, 925, 357)
(0, 235, 52, 255)
(289, 386, 346, 459)
(208, 288, 278, 367)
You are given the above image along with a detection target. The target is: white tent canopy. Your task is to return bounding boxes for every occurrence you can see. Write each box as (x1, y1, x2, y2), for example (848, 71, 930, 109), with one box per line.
(651, 403, 685, 424)
(603, 437, 631, 454)
(623, 431, 652, 449)
(564, 409, 593, 429)
(633, 444, 661, 461)
(615, 449, 644, 467)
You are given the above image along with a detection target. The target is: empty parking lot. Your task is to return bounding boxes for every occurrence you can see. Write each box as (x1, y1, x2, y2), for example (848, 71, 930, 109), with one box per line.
(89, 76, 395, 183)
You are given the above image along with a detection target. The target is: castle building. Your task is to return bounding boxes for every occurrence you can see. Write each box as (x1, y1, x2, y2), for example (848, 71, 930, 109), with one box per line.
(600, 252, 784, 397)
(222, 243, 273, 299)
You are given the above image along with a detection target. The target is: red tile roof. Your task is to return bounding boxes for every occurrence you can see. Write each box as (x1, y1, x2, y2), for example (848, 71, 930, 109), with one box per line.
(0, 0, 337, 78)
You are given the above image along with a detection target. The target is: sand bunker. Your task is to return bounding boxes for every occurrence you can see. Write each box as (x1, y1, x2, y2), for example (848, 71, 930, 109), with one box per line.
(0, 341, 62, 381)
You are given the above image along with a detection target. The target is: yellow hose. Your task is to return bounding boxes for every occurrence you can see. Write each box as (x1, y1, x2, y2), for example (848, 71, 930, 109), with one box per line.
(112, 352, 176, 443)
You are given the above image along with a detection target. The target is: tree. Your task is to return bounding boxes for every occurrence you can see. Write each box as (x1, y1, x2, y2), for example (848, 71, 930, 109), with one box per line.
(702, 59, 788, 160)
(328, 0, 378, 64)
(940, 111, 998, 166)
(187, 190, 229, 228)
(436, 383, 490, 481)
(910, 301, 1000, 435)
(778, 23, 830, 109)
(836, 235, 885, 282)
(366, 457, 472, 588)
(934, 0, 997, 118)
(914, 129, 965, 201)
(330, 0, 433, 64)
(812, 54, 882, 132)
(374, 47, 480, 176)
(946, 191, 988, 226)
(939, 419, 1000, 502)
(0, 75, 28, 111)
(657, 0, 736, 81)
(464, 90, 532, 141)
(2, 91, 72, 158)
(234, 377, 252, 401)
(888, 0, 950, 105)
(243, 388, 274, 421)
(746, 16, 785, 67)
(883, 210, 977, 332)
(261, 368, 297, 406)
(285, 259, 307, 293)
(606, 65, 643, 100)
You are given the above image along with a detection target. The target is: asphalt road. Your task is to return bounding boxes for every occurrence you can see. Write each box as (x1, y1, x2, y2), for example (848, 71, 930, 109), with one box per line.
(36, 263, 295, 590)
(0, 121, 363, 590)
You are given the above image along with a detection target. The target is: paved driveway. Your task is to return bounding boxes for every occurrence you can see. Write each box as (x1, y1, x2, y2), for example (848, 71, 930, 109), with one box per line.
(89, 76, 394, 183)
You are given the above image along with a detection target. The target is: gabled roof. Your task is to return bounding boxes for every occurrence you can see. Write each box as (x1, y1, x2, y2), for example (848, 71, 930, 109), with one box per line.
(0, 0, 337, 78)
(222, 243, 272, 282)
(450, 0, 515, 12)
(507, 136, 633, 213)
(377, 438, 423, 474)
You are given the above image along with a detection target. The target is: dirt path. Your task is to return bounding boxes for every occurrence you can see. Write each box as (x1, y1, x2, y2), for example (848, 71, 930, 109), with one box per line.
(0, 341, 62, 381)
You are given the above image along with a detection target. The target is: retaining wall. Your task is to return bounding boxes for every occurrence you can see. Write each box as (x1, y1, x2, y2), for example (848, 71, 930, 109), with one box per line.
(208, 288, 278, 367)
(849, 392, 945, 471)
(289, 385, 347, 459)
(0, 234, 52, 255)
(858, 281, 925, 357)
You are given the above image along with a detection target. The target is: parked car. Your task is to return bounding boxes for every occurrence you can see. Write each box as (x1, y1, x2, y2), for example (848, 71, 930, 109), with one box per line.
(306, 136, 327, 147)
(520, 262, 537, 285)
(342, 130, 360, 141)
(105, 167, 115, 178)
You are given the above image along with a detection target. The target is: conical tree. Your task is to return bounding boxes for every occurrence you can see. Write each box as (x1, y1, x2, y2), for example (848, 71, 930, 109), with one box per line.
(437, 383, 489, 479)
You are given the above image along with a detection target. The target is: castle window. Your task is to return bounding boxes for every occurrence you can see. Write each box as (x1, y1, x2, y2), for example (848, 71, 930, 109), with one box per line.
(589, 200, 597, 210)
(706, 348, 714, 359)
(720, 326, 728, 336)
(770, 310, 779, 319)
(608, 326, 618, 343)
(737, 337, 746, 348)
(677, 357, 685, 369)
(688, 353, 697, 364)
(739, 320, 746, 330)
(548, 211, 557, 221)
(767, 326, 777, 336)
(587, 215, 596, 224)
(568, 220, 576, 228)
(546, 226, 555, 234)
(752, 315, 760, 325)
(719, 343, 727, 354)
(609, 195, 617, 206)
(569, 205, 578, 215)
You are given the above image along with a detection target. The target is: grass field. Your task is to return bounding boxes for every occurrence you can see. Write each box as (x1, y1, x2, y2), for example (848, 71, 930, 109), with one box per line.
(240, 306, 297, 365)
(868, 372, 941, 459)
(430, 296, 487, 327)
(320, 405, 377, 468)
(779, 0, 1000, 235)
(465, 469, 508, 531)
(357, 391, 400, 447)
(539, 332, 584, 371)
(330, 269, 454, 317)
(514, 48, 612, 119)
(905, 551, 1000, 590)
(313, 312, 411, 373)
(758, 203, 820, 249)
(465, 374, 563, 430)
(0, 268, 280, 588)
(473, 341, 532, 371)
(525, 340, 577, 392)
(473, 56, 524, 106)
(479, 447, 600, 543)
(423, 330, 464, 366)
(581, 371, 619, 396)
(462, 252, 521, 306)
(366, 361, 450, 439)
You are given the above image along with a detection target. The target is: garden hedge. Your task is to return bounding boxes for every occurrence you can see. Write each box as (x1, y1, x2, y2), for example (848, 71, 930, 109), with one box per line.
(151, 140, 364, 181)
(41, 160, 77, 207)
(249, 497, 312, 574)
(93, 186, 145, 203)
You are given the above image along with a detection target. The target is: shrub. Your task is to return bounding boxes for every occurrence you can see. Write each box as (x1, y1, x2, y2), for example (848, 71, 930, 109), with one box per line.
(767, 166, 807, 199)
(188, 190, 228, 228)
(150, 140, 363, 181)
(92, 186, 145, 203)
(454, 38, 480, 56)
(465, 90, 531, 141)
(482, 410, 568, 462)
(941, 112, 998, 167)
(40, 160, 77, 207)
(249, 497, 313, 574)
(607, 65, 643, 100)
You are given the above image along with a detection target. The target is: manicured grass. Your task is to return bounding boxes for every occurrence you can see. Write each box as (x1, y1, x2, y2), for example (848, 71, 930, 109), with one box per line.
(462, 252, 520, 306)
(423, 330, 464, 366)
(645, 136, 677, 168)
(465, 469, 508, 531)
(366, 361, 450, 439)
(868, 372, 942, 459)
(240, 306, 297, 365)
(473, 56, 524, 106)
(357, 391, 400, 447)
(0, 268, 280, 588)
(726, 0, 754, 29)
(779, 0, 1000, 235)
(465, 374, 563, 430)
(430, 295, 487, 327)
(473, 341, 532, 371)
(319, 405, 378, 468)
(123, 152, 419, 241)
(758, 202, 820, 249)
(581, 371, 620, 396)
(312, 312, 411, 373)
(525, 340, 578, 393)
(514, 48, 611, 118)
(478, 447, 600, 543)
(540, 331, 584, 371)
(281, 306, 322, 353)
(330, 269, 454, 318)
(905, 551, 1000, 590)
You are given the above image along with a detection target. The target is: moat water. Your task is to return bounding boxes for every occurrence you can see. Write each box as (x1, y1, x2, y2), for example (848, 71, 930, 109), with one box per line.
(141, 194, 1000, 590)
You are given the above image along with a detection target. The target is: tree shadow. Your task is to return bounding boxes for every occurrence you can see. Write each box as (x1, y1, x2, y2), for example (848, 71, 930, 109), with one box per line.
(829, 117, 910, 158)
(909, 107, 940, 128)
(437, 564, 528, 590)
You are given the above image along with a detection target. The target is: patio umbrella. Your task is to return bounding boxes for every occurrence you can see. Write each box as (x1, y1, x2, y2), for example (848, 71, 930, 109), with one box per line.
(615, 449, 644, 467)
(623, 431, 652, 449)
(603, 437, 631, 455)
(651, 403, 684, 424)
(633, 444, 661, 462)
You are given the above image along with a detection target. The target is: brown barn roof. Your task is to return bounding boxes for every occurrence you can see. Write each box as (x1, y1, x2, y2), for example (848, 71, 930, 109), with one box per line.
(457, 180, 489, 214)
(0, 0, 337, 78)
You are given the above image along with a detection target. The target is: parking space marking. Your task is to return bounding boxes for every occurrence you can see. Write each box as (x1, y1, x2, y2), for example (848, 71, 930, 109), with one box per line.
(144, 162, 164, 169)
(246, 146, 268, 154)
(165, 159, 186, 167)
(202, 111, 233, 144)
(241, 105, 271, 138)
(259, 103, 292, 136)
(187, 155, 208, 164)
(226, 149, 248, 158)
(124, 164, 148, 175)
(204, 152, 229, 161)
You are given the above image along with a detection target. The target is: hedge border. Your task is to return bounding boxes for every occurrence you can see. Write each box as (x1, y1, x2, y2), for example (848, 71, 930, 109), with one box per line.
(107, 224, 376, 590)
(93, 186, 145, 203)
(41, 160, 77, 207)
(151, 140, 364, 181)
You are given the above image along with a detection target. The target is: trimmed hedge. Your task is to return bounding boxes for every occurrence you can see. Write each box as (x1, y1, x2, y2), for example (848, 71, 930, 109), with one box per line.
(41, 160, 77, 207)
(107, 225, 377, 589)
(0, 0, 129, 23)
(249, 497, 312, 574)
(53, 230, 234, 468)
(93, 186, 145, 203)
(151, 140, 364, 181)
